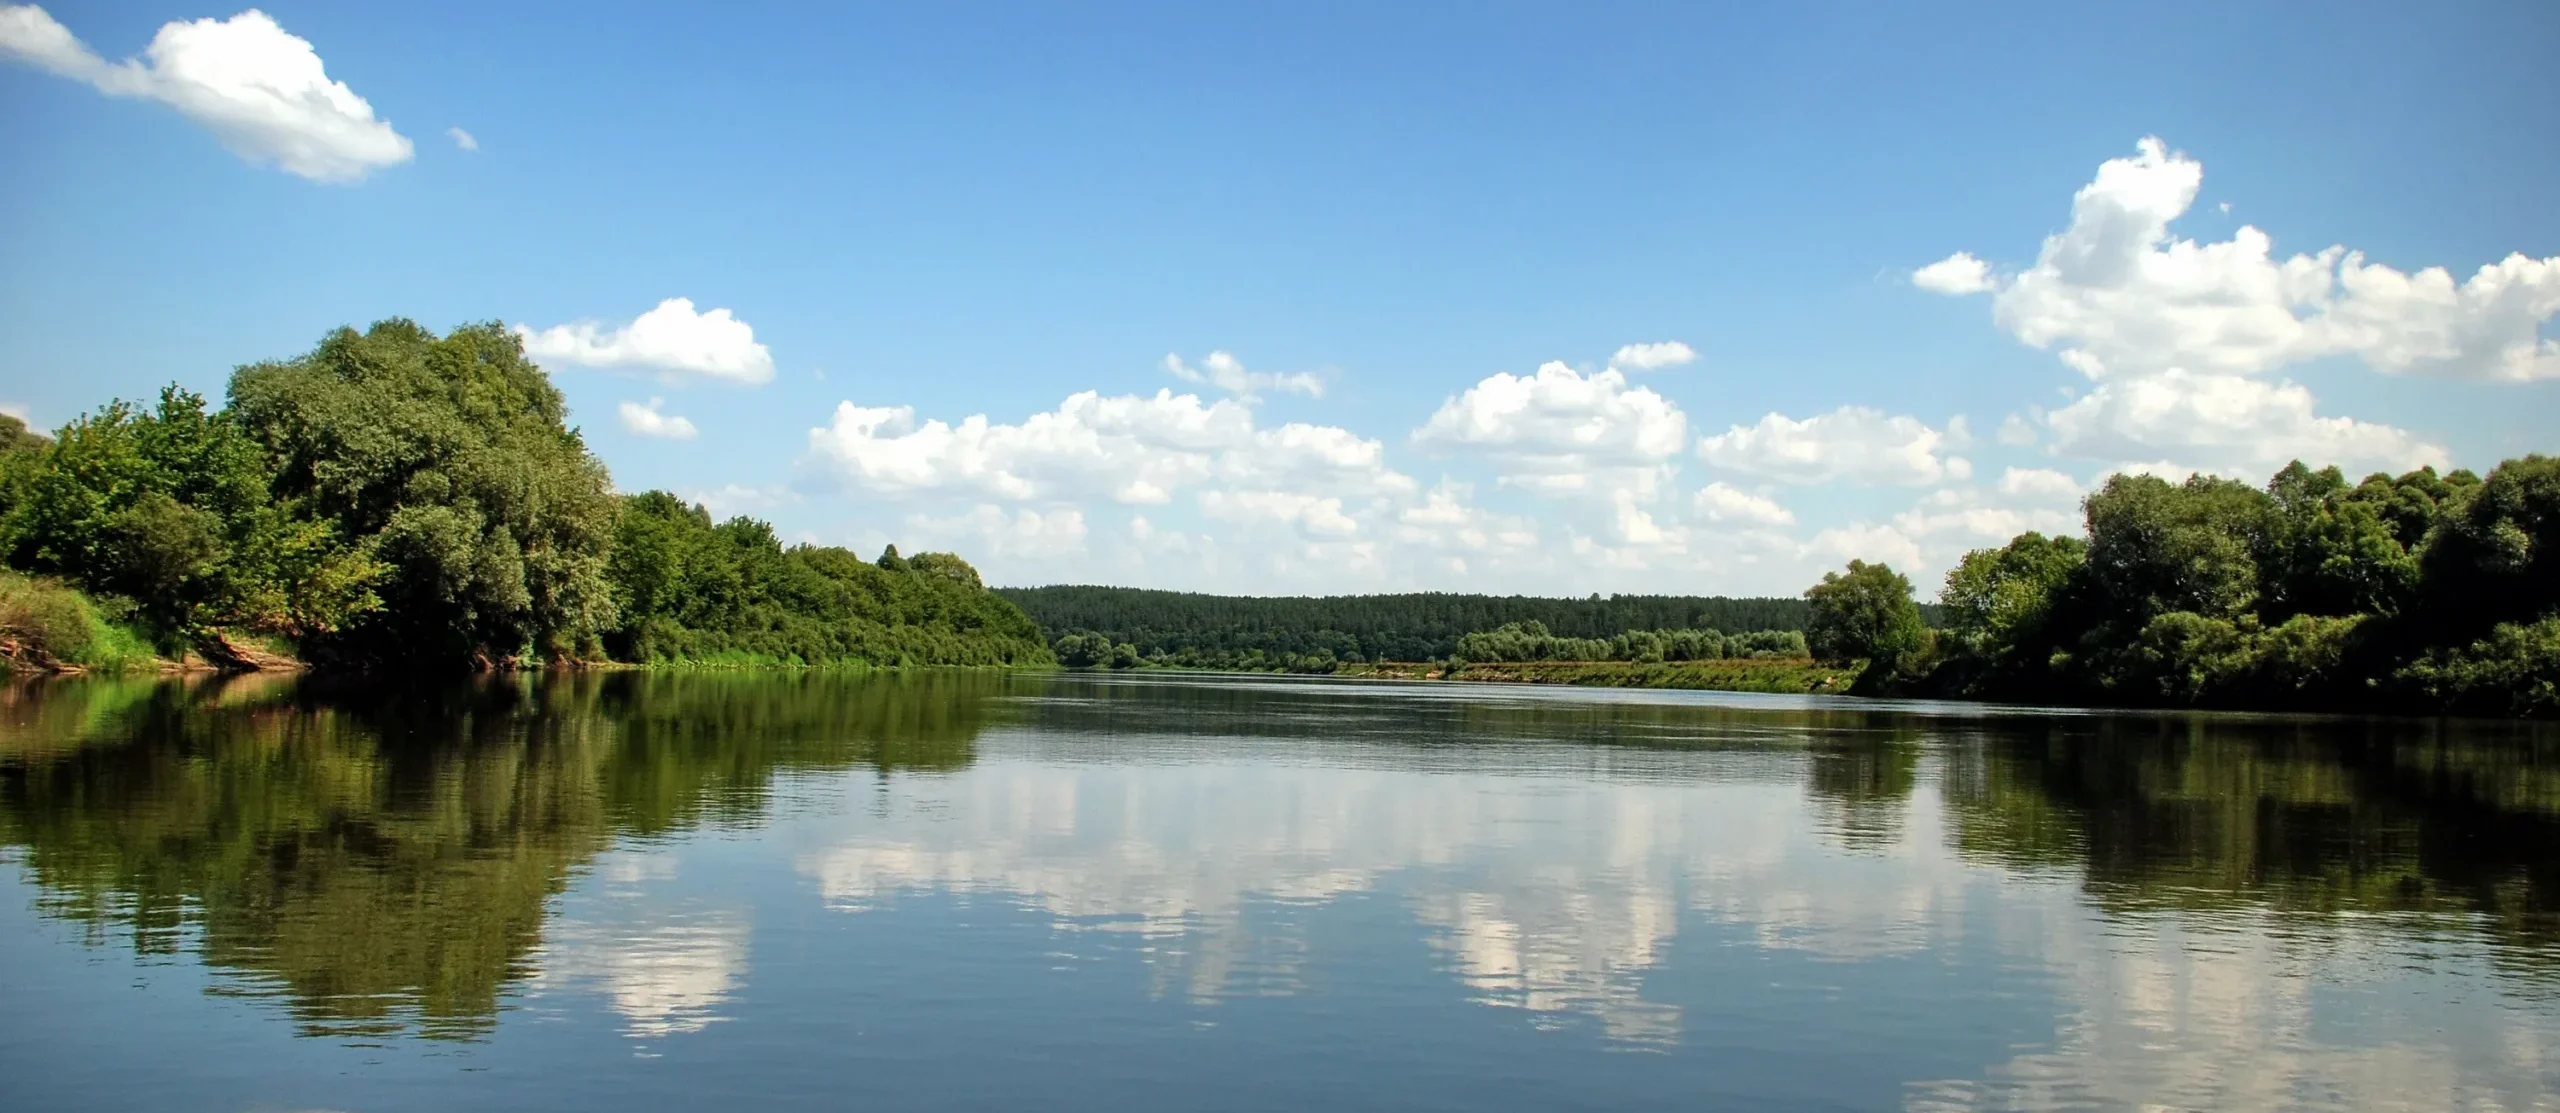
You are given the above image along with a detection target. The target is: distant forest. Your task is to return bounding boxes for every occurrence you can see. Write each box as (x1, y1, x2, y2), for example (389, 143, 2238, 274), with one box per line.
(995, 587, 1866, 663)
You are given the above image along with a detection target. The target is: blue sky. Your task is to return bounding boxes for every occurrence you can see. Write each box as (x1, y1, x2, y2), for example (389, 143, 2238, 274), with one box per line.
(4, 1, 2556, 595)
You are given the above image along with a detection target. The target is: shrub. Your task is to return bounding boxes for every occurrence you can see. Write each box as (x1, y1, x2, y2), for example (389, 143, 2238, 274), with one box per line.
(0, 573, 156, 672)
(2396, 618, 2560, 719)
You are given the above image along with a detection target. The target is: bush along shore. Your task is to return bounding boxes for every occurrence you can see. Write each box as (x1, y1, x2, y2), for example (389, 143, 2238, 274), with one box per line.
(0, 320, 1051, 675)
(1792, 458, 2560, 719)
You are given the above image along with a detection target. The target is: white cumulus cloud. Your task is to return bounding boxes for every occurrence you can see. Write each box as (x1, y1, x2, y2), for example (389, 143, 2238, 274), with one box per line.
(1608, 341, 1697, 371)
(1413, 362, 1687, 497)
(0, 5, 412, 181)
(1162, 351, 1324, 399)
(1911, 252, 1994, 295)
(1393, 482, 1543, 559)
(1692, 482, 1795, 527)
(2043, 368, 2449, 478)
(617, 397, 698, 441)
(1803, 523, 1926, 575)
(1200, 490, 1360, 539)
(1925, 136, 2560, 382)
(904, 505, 1090, 560)
(800, 388, 1411, 507)
(1696, 406, 1970, 486)
(446, 125, 476, 151)
(1996, 467, 2083, 501)
(516, 298, 776, 385)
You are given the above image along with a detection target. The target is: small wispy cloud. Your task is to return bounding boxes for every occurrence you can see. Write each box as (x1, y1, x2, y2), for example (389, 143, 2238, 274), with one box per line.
(447, 126, 477, 151)
(618, 397, 699, 440)
(1608, 341, 1697, 372)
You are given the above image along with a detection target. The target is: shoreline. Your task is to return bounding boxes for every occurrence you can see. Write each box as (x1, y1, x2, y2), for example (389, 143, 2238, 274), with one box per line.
(1055, 658, 1864, 696)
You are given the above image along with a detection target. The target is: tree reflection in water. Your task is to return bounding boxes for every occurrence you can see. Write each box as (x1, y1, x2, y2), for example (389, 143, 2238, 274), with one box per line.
(0, 670, 1000, 1039)
(3, 670, 2557, 1061)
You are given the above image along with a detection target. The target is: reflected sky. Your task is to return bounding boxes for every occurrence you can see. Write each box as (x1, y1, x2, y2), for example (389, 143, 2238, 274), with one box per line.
(3, 671, 2557, 1111)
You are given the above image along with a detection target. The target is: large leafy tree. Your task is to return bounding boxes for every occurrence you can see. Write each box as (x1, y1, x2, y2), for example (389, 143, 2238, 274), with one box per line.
(1939, 531, 2085, 671)
(228, 320, 618, 666)
(2260, 461, 2433, 620)
(2081, 472, 2277, 626)
(1804, 559, 1925, 668)
(2419, 455, 2560, 637)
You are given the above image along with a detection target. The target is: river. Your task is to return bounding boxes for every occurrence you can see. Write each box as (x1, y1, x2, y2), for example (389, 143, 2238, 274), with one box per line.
(2, 670, 2555, 1111)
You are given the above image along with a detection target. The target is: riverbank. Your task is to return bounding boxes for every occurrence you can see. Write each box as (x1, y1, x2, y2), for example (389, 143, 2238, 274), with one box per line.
(1105, 657, 1865, 695)
(1434, 658, 1861, 693)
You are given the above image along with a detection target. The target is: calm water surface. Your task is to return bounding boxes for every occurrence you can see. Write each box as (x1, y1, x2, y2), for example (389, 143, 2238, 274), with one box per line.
(3, 670, 2558, 1111)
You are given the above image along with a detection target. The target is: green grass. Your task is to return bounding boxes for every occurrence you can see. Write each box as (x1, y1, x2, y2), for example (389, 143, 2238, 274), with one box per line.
(0, 572, 162, 673)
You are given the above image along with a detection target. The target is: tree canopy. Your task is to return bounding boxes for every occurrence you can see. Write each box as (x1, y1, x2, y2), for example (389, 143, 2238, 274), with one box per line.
(1898, 456, 2556, 717)
(0, 319, 1049, 673)
(999, 586, 1823, 666)
(1804, 560, 1926, 669)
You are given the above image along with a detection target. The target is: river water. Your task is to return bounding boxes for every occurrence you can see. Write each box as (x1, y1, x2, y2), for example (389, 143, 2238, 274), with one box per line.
(2, 670, 2556, 1111)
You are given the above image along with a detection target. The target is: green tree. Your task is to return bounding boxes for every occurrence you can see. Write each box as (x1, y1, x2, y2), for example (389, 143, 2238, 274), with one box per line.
(2082, 472, 2277, 625)
(2261, 461, 2420, 620)
(6, 388, 378, 643)
(1940, 532, 2085, 662)
(907, 551, 982, 588)
(228, 320, 618, 667)
(595, 491, 1048, 667)
(0, 413, 49, 527)
(1804, 560, 1926, 667)
(2418, 455, 2560, 638)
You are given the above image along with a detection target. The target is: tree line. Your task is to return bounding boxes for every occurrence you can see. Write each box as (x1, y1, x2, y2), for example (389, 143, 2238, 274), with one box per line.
(1000, 585, 1829, 665)
(1452, 621, 1808, 664)
(0, 319, 1050, 672)
(1800, 457, 2559, 717)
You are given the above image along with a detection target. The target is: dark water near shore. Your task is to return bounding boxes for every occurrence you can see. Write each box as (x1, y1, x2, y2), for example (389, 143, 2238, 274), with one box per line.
(3, 670, 2558, 1111)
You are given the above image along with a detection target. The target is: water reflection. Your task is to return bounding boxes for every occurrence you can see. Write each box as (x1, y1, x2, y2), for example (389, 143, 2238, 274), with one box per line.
(3, 671, 2559, 1109)
(0, 670, 1003, 1039)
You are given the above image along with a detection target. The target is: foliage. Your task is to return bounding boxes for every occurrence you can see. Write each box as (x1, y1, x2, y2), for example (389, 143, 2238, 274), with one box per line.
(1915, 455, 2556, 716)
(228, 320, 617, 666)
(0, 572, 157, 672)
(2082, 472, 2277, 625)
(999, 585, 1837, 664)
(0, 413, 49, 525)
(2395, 618, 2560, 719)
(3, 388, 379, 647)
(1453, 620, 1805, 664)
(1938, 532, 2084, 680)
(1051, 632, 1142, 668)
(1420, 656, 1857, 694)
(1803, 560, 1926, 669)
(2417, 455, 2560, 639)
(604, 491, 1049, 667)
(0, 319, 1050, 674)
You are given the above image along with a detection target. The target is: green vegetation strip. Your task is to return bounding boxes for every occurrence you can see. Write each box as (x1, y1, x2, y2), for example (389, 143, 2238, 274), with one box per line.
(0, 320, 1049, 674)
(1346, 658, 1863, 694)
